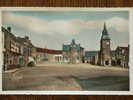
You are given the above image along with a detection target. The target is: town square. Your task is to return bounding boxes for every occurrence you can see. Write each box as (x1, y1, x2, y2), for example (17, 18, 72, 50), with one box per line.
(1, 10, 129, 91)
(3, 63, 129, 90)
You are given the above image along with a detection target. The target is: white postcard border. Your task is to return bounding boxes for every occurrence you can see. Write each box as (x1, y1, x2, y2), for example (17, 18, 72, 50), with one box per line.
(0, 7, 132, 95)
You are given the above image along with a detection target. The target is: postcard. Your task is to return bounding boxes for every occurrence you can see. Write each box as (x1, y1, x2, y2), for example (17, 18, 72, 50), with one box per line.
(0, 7, 133, 95)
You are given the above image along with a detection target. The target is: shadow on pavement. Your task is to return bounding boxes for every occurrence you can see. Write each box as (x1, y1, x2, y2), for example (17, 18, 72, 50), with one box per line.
(73, 76, 129, 91)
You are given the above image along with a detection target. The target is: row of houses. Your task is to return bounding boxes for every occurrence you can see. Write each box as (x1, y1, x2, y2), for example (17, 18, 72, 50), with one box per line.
(2, 26, 85, 70)
(2, 27, 35, 70)
(30, 39, 84, 64)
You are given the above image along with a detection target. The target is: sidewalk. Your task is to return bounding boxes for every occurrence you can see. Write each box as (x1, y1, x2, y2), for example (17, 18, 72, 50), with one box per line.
(4, 68, 19, 73)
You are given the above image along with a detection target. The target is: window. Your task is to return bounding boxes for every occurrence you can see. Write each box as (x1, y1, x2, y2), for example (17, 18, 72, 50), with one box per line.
(122, 49, 125, 54)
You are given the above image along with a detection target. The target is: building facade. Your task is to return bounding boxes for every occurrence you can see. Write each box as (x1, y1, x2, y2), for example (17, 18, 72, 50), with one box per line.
(2, 27, 34, 70)
(17, 36, 34, 66)
(2, 23, 129, 69)
(2, 27, 20, 70)
(85, 51, 99, 65)
(35, 47, 63, 63)
(85, 23, 129, 68)
(98, 23, 111, 66)
(62, 39, 84, 64)
(115, 46, 129, 68)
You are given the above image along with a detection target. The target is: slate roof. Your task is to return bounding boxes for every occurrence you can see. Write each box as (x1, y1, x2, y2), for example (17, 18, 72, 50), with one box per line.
(2, 26, 17, 41)
(101, 23, 110, 40)
(85, 51, 99, 57)
(63, 44, 81, 52)
(63, 39, 83, 52)
(2, 27, 33, 47)
(102, 35, 110, 40)
(116, 46, 129, 51)
(63, 45, 70, 52)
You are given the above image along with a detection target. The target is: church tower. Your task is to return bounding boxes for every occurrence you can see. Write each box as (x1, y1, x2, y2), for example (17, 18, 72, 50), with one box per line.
(99, 22, 111, 66)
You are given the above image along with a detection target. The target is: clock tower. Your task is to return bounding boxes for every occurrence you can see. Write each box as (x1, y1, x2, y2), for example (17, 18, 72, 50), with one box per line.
(99, 22, 111, 66)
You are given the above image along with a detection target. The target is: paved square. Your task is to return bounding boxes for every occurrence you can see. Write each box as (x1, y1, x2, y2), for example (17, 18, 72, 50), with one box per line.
(3, 63, 129, 91)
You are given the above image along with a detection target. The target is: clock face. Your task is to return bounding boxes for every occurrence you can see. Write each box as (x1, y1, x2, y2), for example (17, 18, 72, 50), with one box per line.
(106, 42, 109, 45)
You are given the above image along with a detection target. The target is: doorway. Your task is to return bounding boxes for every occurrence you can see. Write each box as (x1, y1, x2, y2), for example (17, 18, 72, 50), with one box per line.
(105, 60, 109, 65)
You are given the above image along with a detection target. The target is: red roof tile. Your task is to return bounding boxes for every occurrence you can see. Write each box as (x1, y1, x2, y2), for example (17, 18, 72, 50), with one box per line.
(36, 47, 62, 54)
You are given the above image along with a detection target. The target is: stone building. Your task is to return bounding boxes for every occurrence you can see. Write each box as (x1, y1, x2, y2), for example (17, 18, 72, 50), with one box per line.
(36, 47, 63, 63)
(2, 23, 129, 69)
(2, 27, 21, 70)
(85, 23, 129, 68)
(111, 50, 117, 66)
(115, 46, 129, 68)
(17, 36, 34, 66)
(85, 51, 99, 65)
(62, 39, 84, 64)
(2, 26, 34, 70)
(98, 23, 111, 66)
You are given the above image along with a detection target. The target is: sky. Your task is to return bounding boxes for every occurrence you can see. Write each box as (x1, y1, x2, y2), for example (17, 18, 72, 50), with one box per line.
(2, 11, 129, 51)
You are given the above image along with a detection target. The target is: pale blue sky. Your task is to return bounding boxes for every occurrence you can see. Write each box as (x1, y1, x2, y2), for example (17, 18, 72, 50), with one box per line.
(2, 11, 129, 51)
(11, 11, 128, 21)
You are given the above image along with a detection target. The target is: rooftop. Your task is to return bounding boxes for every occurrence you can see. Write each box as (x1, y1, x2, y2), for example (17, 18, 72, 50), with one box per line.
(36, 47, 62, 54)
(63, 39, 83, 52)
(85, 51, 99, 57)
(116, 46, 129, 51)
(101, 22, 110, 40)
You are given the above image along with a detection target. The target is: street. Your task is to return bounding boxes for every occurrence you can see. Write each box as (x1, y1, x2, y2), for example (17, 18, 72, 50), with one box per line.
(3, 63, 129, 91)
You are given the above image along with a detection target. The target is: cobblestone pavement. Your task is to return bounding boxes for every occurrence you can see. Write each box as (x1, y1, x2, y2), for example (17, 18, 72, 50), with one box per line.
(2, 63, 129, 91)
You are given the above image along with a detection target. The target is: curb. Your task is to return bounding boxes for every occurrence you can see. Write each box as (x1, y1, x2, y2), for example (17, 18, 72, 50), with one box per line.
(4, 68, 19, 73)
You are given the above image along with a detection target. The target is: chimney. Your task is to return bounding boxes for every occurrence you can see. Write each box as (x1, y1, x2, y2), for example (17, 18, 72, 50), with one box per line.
(7, 27, 11, 32)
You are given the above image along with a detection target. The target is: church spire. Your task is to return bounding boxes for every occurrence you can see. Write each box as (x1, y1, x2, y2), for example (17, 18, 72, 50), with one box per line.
(103, 22, 108, 35)
(104, 22, 106, 30)
(101, 22, 110, 40)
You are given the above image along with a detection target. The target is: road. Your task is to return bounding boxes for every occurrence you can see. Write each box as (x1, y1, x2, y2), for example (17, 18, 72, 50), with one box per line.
(3, 63, 129, 91)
